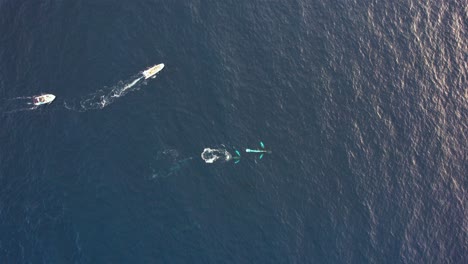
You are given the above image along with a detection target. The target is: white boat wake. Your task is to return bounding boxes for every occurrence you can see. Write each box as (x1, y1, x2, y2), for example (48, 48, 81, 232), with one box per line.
(64, 75, 145, 112)
(2, 97, 38, 113)
(64, 64, 164, 112)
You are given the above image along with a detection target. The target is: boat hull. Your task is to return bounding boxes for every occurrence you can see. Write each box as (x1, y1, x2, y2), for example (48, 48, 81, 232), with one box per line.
(142, 63, 164, 79)
(33, 94, 56, 106)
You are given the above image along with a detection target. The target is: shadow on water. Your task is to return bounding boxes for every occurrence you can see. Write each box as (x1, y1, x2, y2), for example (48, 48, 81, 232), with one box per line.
(150, 149, 195, 180)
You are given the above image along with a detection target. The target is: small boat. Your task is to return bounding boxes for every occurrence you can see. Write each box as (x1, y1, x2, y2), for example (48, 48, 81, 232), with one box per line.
(33, 94, 56, 106)
(142, 63, 164, 79)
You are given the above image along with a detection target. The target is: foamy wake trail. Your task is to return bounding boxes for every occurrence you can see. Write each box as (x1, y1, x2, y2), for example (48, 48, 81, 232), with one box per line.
(8, 96, 33, 100)
(201, 148, 232, 163)
(2, 97, 39, 113)
(64, 76, 144, 112)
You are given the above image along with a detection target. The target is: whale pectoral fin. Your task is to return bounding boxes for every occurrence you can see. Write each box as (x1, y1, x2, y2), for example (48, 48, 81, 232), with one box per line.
(259, 154, 264, 159)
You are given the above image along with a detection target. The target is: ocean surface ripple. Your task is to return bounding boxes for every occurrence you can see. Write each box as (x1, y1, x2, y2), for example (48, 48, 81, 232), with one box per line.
(0, 0, 466, 263)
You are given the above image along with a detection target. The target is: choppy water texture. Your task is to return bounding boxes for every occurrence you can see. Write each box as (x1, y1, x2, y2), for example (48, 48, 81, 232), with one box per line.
(0, 0, 466, 263)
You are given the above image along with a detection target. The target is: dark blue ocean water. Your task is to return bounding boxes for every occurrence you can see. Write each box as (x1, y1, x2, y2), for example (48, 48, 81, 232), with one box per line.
(0, 0, 466, 263)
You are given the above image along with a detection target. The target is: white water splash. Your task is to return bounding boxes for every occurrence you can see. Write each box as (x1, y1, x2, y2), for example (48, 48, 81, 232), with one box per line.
(201, 148, 232, 163)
